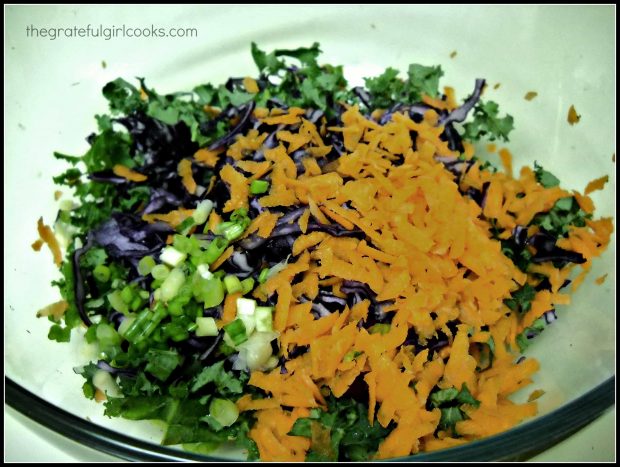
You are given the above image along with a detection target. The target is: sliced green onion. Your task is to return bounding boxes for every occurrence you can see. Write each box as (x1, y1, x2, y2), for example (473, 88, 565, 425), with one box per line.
(223, 319, 248, 346)
(266, 255, 290, 281)
(151, 328, 166, 343)
(254, 306, 273, 332)
(192, 199, 214, 226)
(190, 275, 224, 308)
(162, 321, 189, 342)
(236, 331, 277, 371)
(224, 275, 243, 294)
(236, 297, 256, 335)
(223, 224, 245, 241)
(167, 299, 185, 317)
(137, 256, 156, 276)
(160, 246, 187, 268)
(240, 277, 255, 295)
(237, 297, 257, 316)
(59, 199, 75, 211)
(139, 306, 169, 340)
(263, 355, 279, 371)
(204, 237, 229, 264)
(151, 264, 170, 281)
(122, 309, 151, 341)
(120, 285, 134, 304)
(107, 290, 129, 314)
(209, 398, 239, 427)
(130, 296, 143, 312)
(250, 180, 270, 195)
(96, 323, 121, 348)
(215, 221, 235, 235)
(196, 264, 213, 280)
(92, 369, 122, 398)
(93, 264, 110, 283)
(160, 268, 186, 302)
(176, 217, 195, 234)
(118, 315, 136, 337)
(258, 268, 269, 284)
(230, 208, 251, 229)
(173, 235, 194, 254)
(195, 317, 219, 337)
(85, 297, 105, 309)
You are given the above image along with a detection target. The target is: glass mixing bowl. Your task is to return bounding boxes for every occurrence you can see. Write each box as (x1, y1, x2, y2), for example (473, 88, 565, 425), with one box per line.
(5, 4, 615, 461)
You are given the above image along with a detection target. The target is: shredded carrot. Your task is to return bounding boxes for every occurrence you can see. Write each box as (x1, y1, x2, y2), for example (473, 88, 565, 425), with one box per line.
(219, 164, 249, 212)
(207, 210, 221, 233)
(260, 107, 306, 126)
(219, 292, 241, 326)
(142, 208, 195, 228)
(524, 91, 538, 101)
(498, 148, 513, 178)
(54, 190, 62, 201)
(584, 175, 609, 195)
(112, 164, 147, 182)
(237, 394, 281, 412)
(243, 211, 281, 239)
(595, 273, 608, 285)
(177, 159, 197, 194)
(36, 300, 68, 320)
(194, 147, 223, 167)
(94, 389, 107, 402)
(567, 104, 581, 125)
(227, 129, 268, 161)
(298, 209, 311, 234)
(236, 160, 272, 181)
(308, 197, 330, 224)
(36, 217, 62, 267)
(210, 246, 234, 272)
(243, 76, 260, 94)
(527, 389, 545, 402)
(31, 239, 44, 251)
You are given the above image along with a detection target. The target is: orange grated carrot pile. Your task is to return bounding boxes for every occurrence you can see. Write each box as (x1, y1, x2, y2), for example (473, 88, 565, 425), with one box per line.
(212, 104, 614, 460)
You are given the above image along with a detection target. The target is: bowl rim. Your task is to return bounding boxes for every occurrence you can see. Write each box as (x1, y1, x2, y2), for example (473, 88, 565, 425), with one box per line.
(5, 375, 615, 461)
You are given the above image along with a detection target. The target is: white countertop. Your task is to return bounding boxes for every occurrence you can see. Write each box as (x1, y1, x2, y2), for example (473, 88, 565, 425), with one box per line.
(4, 404, 615, 462)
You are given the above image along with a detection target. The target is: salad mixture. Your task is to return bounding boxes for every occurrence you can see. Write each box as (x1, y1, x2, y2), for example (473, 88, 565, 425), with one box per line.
(34, 43, 612, 461)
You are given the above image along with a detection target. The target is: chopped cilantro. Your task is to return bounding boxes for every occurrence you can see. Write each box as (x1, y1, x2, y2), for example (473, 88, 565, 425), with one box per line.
(504, 283, 537, 314)
(534, 162, 560, 188)
(288, 396, 389, 461)
(516, 318, 547, 352)
(462, 100, 514, 142)
(532, 196, 590, 238)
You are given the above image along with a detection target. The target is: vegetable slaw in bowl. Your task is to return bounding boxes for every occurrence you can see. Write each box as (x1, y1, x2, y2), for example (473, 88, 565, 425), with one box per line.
(28, 42, 613, 461)
(5, 5, 615, 462)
